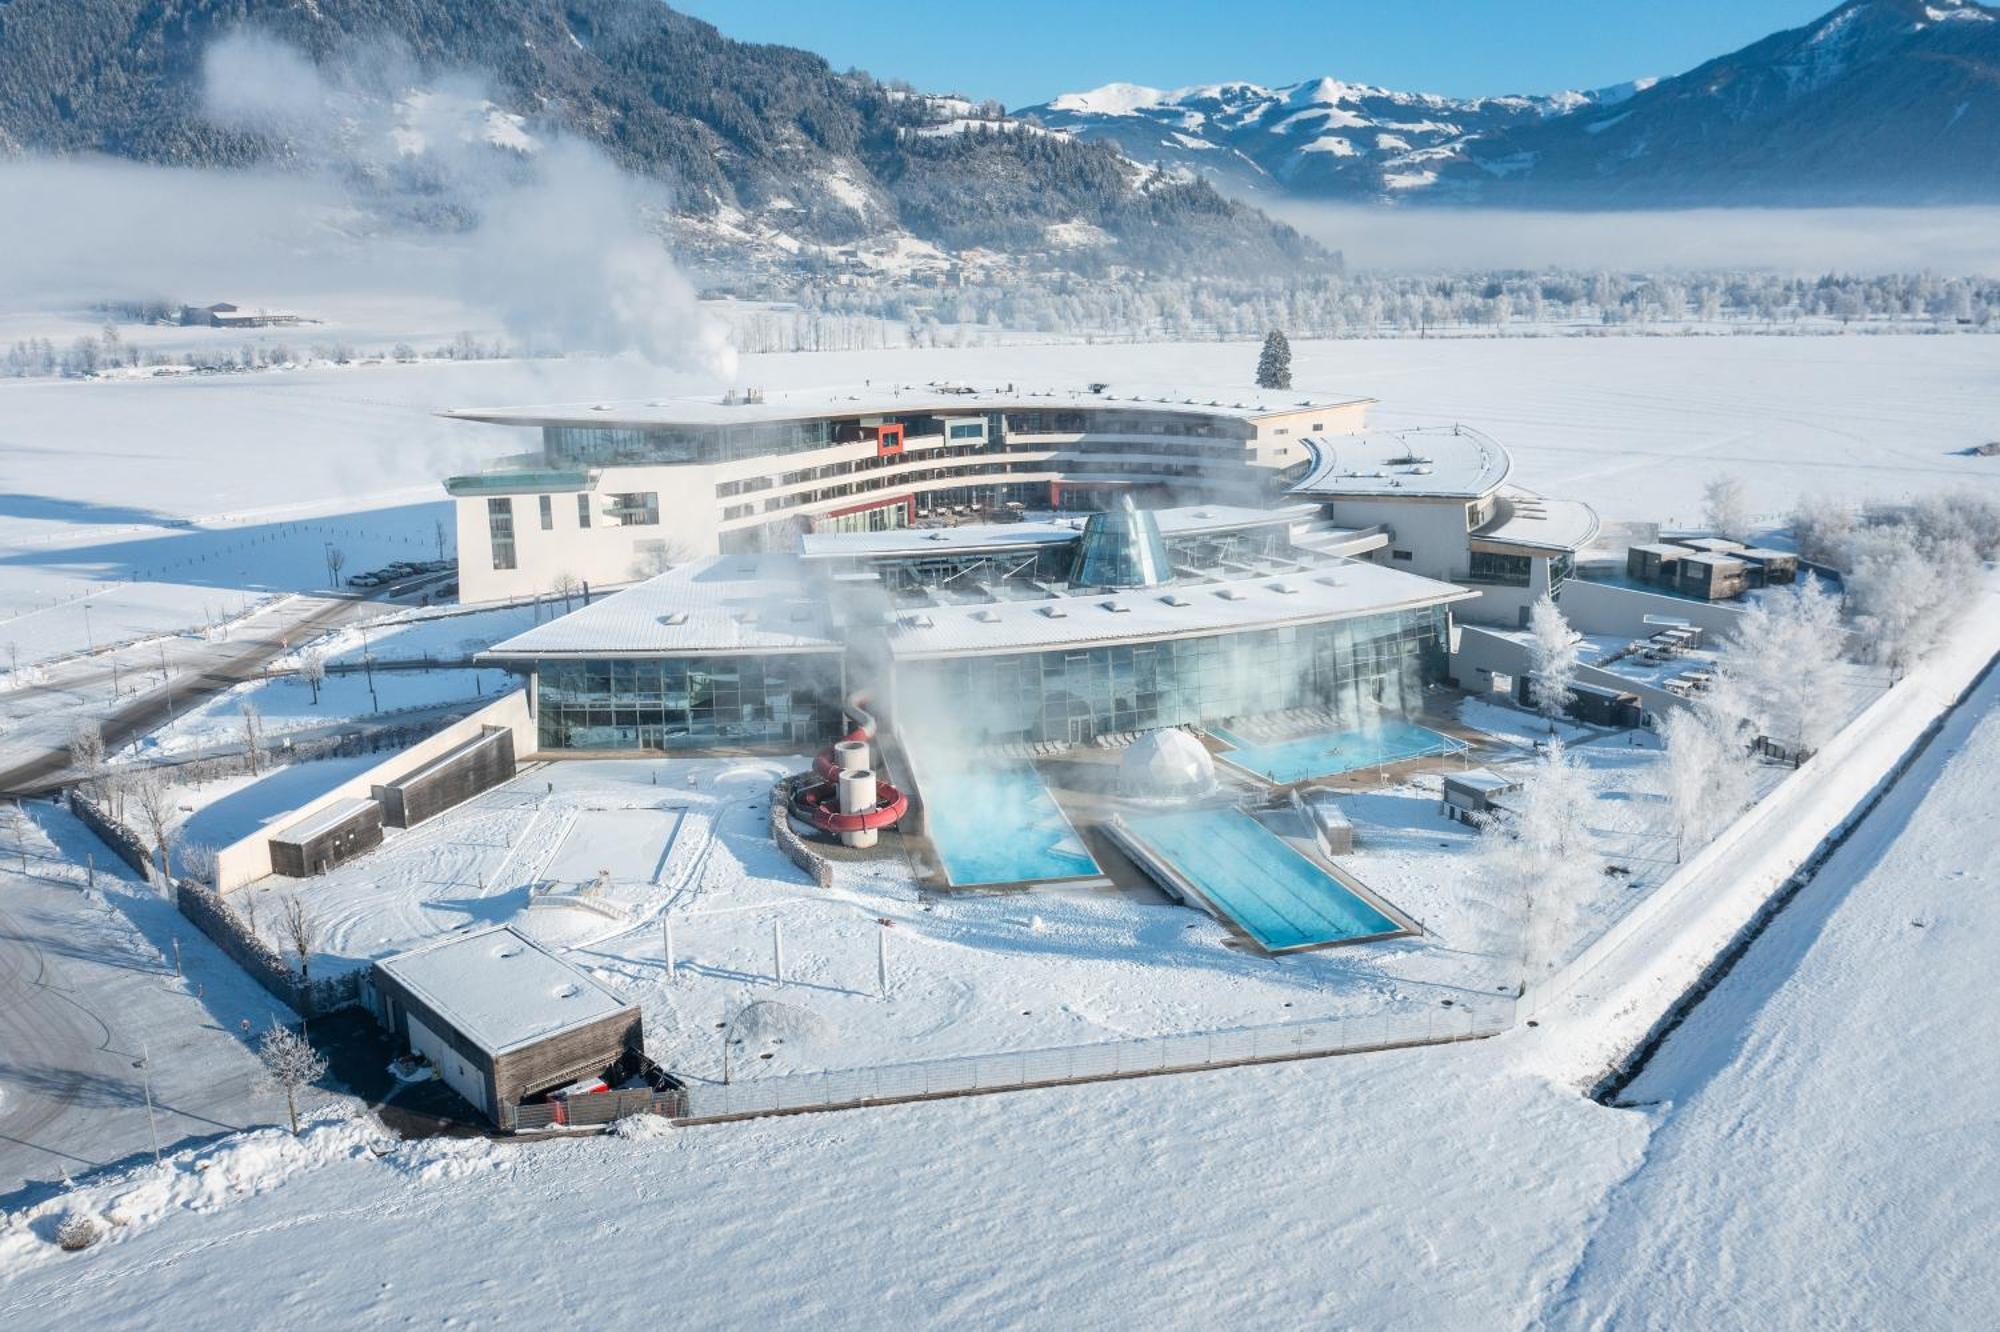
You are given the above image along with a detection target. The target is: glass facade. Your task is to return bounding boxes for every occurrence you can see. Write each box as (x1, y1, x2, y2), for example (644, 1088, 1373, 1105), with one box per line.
(1068, 496, 1171, 588)
(487, 497, 516, 571)
(898, 608, 1448, 747)
(534, 655, 844, 751)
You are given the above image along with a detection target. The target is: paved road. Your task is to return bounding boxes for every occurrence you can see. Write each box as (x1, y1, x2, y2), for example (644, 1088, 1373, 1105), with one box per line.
(0, 593, 371, 797)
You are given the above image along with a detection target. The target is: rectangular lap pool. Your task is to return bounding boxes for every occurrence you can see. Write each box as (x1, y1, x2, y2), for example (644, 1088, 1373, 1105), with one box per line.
(1212, 717, 1463, 785)
(1120, 807, 1404, 951)
(915, 759, 1101, 887)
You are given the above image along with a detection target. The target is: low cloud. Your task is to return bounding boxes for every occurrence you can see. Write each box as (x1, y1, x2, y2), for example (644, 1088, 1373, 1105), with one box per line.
(0, 29, 736, 379)
(1271, 202, 2000, 275)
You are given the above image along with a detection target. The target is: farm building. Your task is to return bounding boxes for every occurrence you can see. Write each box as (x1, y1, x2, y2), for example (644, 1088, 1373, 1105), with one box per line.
(267, 796, 383, 878)
(366, 926, 642, 1126)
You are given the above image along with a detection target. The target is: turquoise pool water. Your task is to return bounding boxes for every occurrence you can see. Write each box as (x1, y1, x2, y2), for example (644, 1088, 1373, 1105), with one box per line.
(917, 759, 1100, 887)
(1123, 807, 1401, 950)
(1212, 718, 1462, 784)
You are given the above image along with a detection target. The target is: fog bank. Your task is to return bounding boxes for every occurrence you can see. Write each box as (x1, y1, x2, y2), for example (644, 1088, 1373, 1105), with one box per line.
(1273, 203, 2000, 276)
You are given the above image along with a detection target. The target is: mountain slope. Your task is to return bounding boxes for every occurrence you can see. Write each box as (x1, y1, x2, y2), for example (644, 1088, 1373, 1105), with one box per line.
(1021, 78, 1642, 201)
(0, 0, 1322, 275)
(1446, 0, 2000, 206)
(1027, 0, 2000, 208)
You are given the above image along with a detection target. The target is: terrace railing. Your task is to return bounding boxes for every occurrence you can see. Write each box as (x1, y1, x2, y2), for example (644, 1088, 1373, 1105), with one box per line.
(674, 1000, 1514, 1124)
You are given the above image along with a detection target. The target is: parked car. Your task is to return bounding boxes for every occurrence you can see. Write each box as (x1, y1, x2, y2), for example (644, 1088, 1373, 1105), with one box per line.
(347, 572, 382, 588)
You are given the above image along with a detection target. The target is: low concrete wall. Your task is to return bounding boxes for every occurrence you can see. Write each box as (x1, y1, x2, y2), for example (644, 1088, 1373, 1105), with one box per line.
(1556, 578, 1749, 641)
(213, 690, 535, 891)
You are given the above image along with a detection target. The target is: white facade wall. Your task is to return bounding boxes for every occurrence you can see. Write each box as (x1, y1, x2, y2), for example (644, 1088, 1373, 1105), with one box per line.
(452, 401, 1372, 605)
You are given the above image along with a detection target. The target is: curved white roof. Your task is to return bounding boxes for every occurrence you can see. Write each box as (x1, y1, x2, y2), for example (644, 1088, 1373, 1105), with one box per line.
(1472, 488, 1602, 554)
(1288, 427, 1511, 500)
(445, 383, 1372, 431)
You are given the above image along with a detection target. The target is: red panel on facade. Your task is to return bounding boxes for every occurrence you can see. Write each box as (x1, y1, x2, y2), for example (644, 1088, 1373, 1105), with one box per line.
(875, 423, 905, 457)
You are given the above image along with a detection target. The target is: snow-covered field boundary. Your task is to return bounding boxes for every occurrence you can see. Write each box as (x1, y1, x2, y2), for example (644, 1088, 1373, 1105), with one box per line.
(675, 999, 1515, 1125)
(1525, 585, 2000, 1086)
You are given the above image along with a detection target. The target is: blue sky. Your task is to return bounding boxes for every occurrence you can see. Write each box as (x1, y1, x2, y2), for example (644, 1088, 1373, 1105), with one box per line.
(676, 1, 1842, 107)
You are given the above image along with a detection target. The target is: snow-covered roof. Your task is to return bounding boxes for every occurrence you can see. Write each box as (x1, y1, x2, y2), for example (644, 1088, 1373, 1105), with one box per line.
(884, 560, 1475, 660)
(1288, 427, 1511, 500)
(375, 926, 634, 1058)
(794, 503, 1319, 561)
(274, 796, 378, 845)
(1472, 488, 1601, 553)
(443, 383, 1372, 431)
(1445, 767, 1520, 797)
(482, 555, 840, 659)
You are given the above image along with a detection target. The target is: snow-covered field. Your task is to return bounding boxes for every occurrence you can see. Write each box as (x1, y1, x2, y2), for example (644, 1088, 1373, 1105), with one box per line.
(4, 334, 1996, 668)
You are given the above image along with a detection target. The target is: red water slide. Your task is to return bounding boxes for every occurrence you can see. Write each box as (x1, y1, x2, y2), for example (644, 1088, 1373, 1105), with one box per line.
(789, 701, 909, 834)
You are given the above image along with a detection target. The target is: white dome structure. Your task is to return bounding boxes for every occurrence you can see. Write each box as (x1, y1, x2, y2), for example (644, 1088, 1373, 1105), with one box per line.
(1118, 728, 1217, 798)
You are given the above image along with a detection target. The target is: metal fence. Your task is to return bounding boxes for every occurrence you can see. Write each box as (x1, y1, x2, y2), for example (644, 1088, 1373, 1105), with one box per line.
(508, 1086, 689, 1132)
(675, 1000, 1513, 1124)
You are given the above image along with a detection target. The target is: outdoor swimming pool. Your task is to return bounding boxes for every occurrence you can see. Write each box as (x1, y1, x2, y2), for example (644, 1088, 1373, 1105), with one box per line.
(1212, 717, 1463, 785)
(916, 758, 1101, 887)
(1121, 807, 1403, 951)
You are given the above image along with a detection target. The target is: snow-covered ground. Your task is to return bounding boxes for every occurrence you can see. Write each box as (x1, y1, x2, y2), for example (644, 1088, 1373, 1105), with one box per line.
(4, 334, 1996, 670)
(5, 333, 1998, 1321)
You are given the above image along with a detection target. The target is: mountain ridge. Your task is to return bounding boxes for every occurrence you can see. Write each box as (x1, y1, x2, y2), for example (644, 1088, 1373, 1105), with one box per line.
(1022, 0, 2000, 207)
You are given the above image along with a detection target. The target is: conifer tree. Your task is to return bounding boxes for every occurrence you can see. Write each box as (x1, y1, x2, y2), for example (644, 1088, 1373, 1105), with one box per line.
(1256, 330, 1292, 389)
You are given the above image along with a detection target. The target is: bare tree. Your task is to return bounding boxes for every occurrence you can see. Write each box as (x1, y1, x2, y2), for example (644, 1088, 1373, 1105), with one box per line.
(130, 772, 178, 884)
(434, 518, 449, 561)
(179, 841, 219, 886)
(240, 701, 264, 774)
(279, 893, 316, 987)
(1526, 595, 1580, 732)
(1702, 473, 1754, 543)
(257, 1022, 327, 1136)
(298, 647, 327, 706)
(324, 546, 346, 589)
(67, 720, 106, 801)
(550, 572, 581, 614)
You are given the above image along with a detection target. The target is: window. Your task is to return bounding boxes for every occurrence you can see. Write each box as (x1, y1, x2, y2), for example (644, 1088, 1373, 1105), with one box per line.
(608, 492, 660, 526)
(486, 498, 516, 571)
(722, 503, 754, 521)
(1391, 549, 1413, 562)
(948, 421, 984, 441)
(577, 494, 592, 527)
(1312, 422, 1325, 431)
(1272, 427, 1289, 436)
(538, 494, 553, 530)
(1468, 550, 1533, 587)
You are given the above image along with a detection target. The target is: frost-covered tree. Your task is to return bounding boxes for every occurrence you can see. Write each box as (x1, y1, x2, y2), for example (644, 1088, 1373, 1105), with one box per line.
(1255, 329, 1292, 390)
(1657, 707, 1755, 862)
(1843, 525, 1967, 681)
(257, 1022, 327, 1137)
(1473, 740, 1601, 994)
(297, 648, 327, 706)
(1713, 576, 1845, 761)
(1702, 473, 1754, 543)
(1526, 595, 1580, 732)
(1789, 492, 1855, 567)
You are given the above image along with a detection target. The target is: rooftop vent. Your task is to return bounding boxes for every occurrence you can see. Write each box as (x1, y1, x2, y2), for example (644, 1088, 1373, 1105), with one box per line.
(904, 613, 935, 629)
(1217, 588, 1248, 601)
(553, 983, 581, 999)
(658, 612, 689, 626)
(493, 942, 523, 959)
(1269, 581, 1300, 595)
(1160, 593, 1191, 607)
(1038, 605, 1069, 619)
(1100, 600, 1132, 613)
(972, 608, 1001, 623)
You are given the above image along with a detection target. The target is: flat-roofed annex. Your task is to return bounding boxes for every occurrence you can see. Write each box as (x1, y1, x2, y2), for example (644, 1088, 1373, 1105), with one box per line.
(1288, 426, 1512, 501)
